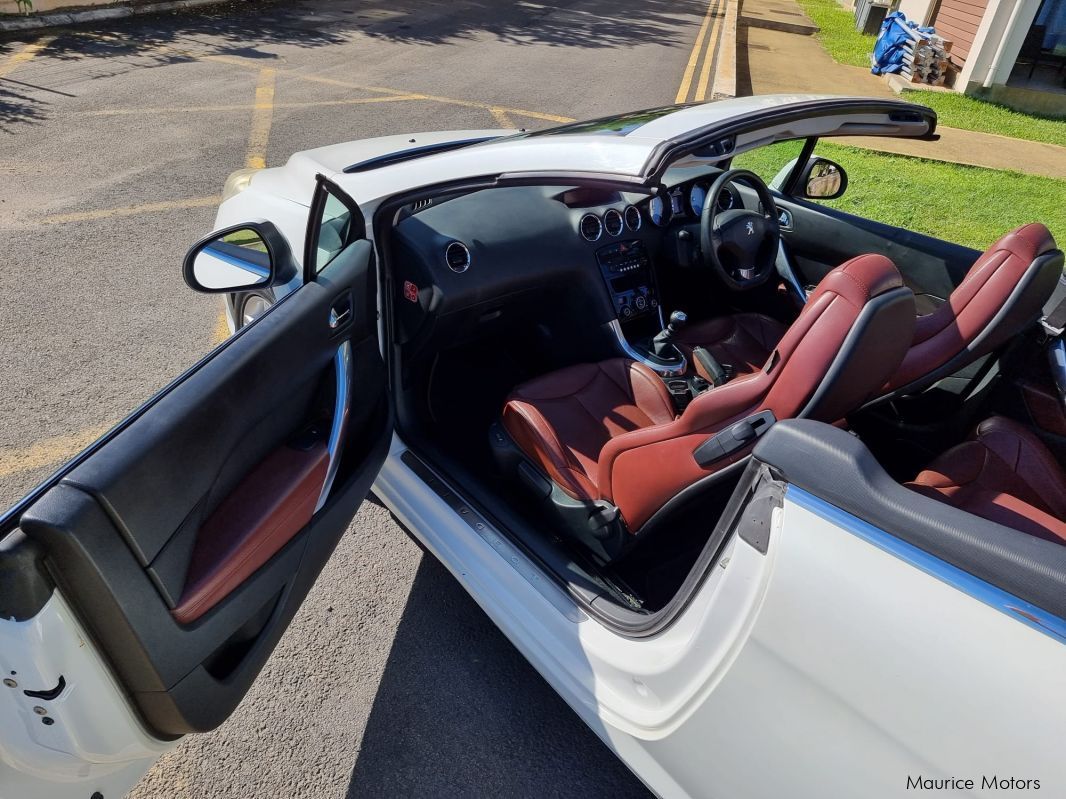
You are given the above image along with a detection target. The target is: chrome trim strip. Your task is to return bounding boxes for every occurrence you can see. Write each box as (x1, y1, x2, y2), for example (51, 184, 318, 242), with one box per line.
(788, 486, 1066, 644)
(608, 319, 687, 377)
(316, 341, 352, 512)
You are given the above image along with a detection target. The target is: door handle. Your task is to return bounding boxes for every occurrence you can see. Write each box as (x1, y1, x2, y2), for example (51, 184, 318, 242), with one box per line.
(316, 341, 352, 512)
(329, 303, 352, 329)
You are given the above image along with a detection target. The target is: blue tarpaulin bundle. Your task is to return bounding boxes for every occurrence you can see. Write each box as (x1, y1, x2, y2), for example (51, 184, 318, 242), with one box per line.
(871, 12, 935, 74)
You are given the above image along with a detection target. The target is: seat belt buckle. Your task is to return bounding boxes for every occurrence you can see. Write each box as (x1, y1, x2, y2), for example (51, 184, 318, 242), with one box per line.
(1040, 316, 1065, 339)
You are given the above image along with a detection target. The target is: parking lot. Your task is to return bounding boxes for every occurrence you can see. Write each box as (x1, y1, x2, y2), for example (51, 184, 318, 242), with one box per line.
(0, 0, 725, 794)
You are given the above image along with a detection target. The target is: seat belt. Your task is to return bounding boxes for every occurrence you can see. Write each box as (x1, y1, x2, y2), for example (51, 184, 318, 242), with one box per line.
(1041, 275, 1066, 337)
(1041, 276, 1066, 408)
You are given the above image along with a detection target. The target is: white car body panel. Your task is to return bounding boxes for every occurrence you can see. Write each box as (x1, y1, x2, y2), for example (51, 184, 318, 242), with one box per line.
(375, 439, 1066, 798)
(637, 490, 1066, 797)
(9, 95, 1060, 799)
(0, 593, 173, 799)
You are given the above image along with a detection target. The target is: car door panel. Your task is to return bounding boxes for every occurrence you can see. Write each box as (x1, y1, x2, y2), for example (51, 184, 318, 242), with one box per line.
(15, 238, 390, 737)
(778, 196, 980, 308)
(172, 439, 329, 623)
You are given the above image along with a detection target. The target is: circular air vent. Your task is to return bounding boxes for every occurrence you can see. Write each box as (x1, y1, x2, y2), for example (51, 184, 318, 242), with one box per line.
(579, 213, 603, 242)
(603, 208, 624, 237)
(624, 205, 641, 231)
(445, 241, 470, 273)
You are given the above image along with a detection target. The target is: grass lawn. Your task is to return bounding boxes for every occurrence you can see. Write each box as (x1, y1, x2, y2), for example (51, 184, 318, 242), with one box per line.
(901, 89, 1066, 148)
(733, 141, 1065, 251)
(794, 0, 877, 68)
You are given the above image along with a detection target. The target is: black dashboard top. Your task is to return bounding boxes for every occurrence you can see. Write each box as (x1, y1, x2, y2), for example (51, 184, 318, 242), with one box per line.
(389, 169, 737, 331)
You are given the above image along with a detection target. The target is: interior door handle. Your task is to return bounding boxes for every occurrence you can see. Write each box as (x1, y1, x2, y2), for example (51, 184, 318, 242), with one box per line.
(316, 341, 352, 512)
(329, 304, 351, 329)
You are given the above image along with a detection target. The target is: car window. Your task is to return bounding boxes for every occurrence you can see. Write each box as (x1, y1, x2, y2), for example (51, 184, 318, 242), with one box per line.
(314, 192, 355, 273)
(730, 140, 806, 187)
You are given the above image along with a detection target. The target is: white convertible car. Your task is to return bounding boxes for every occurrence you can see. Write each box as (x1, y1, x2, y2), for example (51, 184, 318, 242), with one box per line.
(3, 95, 1066, 799)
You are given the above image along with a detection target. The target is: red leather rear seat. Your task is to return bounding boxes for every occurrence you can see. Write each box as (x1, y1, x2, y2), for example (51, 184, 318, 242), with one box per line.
(906, 416, 1066, 545)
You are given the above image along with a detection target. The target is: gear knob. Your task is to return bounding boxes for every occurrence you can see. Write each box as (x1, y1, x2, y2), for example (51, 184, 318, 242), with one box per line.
(652, 310, 688, 358)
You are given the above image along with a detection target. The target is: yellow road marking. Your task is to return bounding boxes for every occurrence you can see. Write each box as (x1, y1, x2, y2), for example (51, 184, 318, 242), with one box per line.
(76, 94, 426, 116)
(0, 35, 56, 80)
(40, 196, 220, 225)
(0, 424, 110, 480)
(65, 36, 575, 125)
(212, 310, 231, 345)
(294, 73, 575, 123)
(78, 82, 571, 124)
(490, 107, 515, 128)
(246, 67, 276, 170)
(675, 0, 716, 103)
(694, 0, 725, 102)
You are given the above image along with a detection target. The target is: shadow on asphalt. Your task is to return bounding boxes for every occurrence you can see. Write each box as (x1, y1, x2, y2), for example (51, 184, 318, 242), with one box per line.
(0, 0, 707, 130)
(345, 555, 653, 798)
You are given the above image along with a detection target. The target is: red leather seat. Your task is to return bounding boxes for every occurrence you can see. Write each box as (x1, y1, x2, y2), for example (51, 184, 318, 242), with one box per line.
(502, 254, 915, 549)
(885, 223, 1062, 396)
(906, 416, 1066, 545)
(501, 359, 676, 503)
(675, 313, 787, 377)
(674, 225, 1062, 394)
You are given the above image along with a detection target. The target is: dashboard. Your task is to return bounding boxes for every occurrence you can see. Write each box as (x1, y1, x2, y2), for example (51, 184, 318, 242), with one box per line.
(389, 170, 738, 345)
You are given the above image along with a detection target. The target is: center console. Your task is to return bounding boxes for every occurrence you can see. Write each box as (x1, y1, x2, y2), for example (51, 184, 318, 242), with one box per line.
(596, 239, 689, 378)
(596, 240, 659, 321)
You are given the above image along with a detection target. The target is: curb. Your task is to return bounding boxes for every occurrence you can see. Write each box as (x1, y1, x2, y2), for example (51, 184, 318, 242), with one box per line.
(739, 16, 818, 35)
(711, 0, 739, 99)
(0, 0, 221, 32)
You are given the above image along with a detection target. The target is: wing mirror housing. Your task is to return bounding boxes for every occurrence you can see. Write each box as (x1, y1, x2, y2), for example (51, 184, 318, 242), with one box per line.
(183, 221, 299, 294)
(798, 157, 848, 200)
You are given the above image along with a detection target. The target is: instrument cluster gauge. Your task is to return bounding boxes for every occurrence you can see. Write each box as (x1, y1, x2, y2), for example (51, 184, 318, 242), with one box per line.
(648, 195, 671, 227)
(688, 183, 708, 217)
(717, 188, 737, 211)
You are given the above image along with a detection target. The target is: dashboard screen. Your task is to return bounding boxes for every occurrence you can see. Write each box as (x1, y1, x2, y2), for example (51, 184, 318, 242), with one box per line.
(610, 273, 646, 294)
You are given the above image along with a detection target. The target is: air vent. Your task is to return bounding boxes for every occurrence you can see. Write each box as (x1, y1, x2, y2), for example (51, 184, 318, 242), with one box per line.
(604, 209, 623, 237)
(579, 213, 603, 242)
(412, 198, 433, 211)
(445, 241, 470, 273)
(623, 205, 641, 231)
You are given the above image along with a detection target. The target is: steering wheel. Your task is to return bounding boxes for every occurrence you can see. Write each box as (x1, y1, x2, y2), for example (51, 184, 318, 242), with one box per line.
(699, 169, 781, 292)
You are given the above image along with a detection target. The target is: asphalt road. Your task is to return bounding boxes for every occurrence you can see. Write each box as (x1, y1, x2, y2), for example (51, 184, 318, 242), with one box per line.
(0, 1, 718, 795)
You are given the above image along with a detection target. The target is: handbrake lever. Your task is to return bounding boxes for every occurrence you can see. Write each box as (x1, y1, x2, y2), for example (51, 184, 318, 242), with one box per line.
(692, 346, 732, 387)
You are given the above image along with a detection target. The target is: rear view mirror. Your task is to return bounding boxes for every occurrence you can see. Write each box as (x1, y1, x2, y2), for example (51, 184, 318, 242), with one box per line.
(800, 157, 848, 200)
(183, 221, 298, 294)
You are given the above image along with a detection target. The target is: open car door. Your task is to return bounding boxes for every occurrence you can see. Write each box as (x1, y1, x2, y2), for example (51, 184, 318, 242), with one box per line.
(0, 179, 390, 799)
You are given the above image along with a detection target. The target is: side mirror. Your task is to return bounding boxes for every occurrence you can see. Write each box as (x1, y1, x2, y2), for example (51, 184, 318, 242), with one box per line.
(183, 221, 298, 294)
(799, 157, 847, 200)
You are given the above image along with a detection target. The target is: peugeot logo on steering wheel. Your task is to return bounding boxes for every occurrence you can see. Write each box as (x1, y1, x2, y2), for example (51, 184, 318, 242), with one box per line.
(745, 221, 755, 236)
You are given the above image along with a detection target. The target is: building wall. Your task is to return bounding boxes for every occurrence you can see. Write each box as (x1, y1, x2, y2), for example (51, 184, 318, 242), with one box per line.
(898, 0, 938, 26)
(934, 0, 991, 63)
(957, 0, 1043, 87)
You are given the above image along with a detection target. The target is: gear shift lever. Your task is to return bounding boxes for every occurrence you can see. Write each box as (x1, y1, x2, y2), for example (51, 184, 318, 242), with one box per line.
(652, 310, 688, 358)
